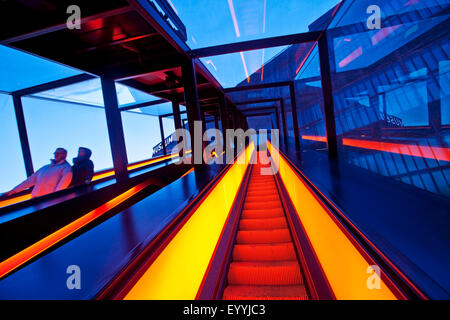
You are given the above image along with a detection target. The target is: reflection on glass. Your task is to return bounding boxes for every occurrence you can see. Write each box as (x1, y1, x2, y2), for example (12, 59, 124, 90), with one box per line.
(22, 96, 113, 172)
(326, 0, 450, 197)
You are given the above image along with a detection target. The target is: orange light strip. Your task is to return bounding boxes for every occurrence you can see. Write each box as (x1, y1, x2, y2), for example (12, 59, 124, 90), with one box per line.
(268, 141, 397, 299)
(302, 135, 327, 143)
(180, 168, 195, 179)
(0, 194, 32, 208)
(0, 180, 152, 279)
(92, 152, 184, 181)
(302, 136, 450, 162)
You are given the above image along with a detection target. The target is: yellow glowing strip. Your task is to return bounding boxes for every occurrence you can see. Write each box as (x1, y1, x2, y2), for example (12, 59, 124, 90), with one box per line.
(124, 143, 255, 300)
(268, 141, 396, 300)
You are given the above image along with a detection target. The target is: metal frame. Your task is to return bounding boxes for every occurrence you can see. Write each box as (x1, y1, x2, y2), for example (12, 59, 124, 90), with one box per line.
(12, 94, 34, 177)
(101, 77, 129, 183)
(119, 99, 168, 112)
(318, 33, 338, 159)
(2, 0, 346, 189)
(224, 81, 301, 146)
(189, 31, 321, 58)
(158, 116, 167, 155)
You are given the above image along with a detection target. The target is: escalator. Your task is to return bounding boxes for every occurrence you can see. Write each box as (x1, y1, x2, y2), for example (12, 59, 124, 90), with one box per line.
(222, 152, 309, 300)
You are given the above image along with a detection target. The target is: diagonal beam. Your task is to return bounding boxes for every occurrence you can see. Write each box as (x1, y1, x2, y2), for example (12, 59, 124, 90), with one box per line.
(224, 81, 291, 93)
(12, 73, 96, 96)
(189, 31, 321, 58)
(119, 99, 168, 112)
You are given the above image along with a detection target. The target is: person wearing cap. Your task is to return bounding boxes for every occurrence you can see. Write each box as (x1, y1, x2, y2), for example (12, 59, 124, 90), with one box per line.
(70, 147, 94, 187)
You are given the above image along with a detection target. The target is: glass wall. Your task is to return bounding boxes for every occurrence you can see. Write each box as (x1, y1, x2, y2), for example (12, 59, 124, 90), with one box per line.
(295, 44, 328, 152)
(327, 0, 450, 197)
(121, 110, 162, 163)
(0, 94, 27, 193)
(22, 96, 113, 171)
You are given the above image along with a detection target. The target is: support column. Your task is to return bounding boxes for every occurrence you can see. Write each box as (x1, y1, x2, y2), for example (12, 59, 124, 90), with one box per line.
(172, 101, 182, 130)
(101, 77, 129, 182)
(318, 33, 338, 159)
(275, 108, 281, 131)
(12, 94, 34, 177)
(214, 114, 220, 131)
(219, 94, 229, 149)
(233, 108, 240, 130)
(172, 101, 186, 156)
(159, 116, 167, 155)
(182, 58, 203, 165)
(289, 82, 301, 148)
(280, 99, 288, 141)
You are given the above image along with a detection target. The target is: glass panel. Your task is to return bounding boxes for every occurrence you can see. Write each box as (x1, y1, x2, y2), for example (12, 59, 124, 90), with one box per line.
(121, 111, 163, 162)
(22, 96, 113, 172)
(139, 101, 179, 116)
(295, 45, 327, 151)
(0, 93, 27, 193)
(328, 0, 450, 198)
(0, 45, 81, 92)
(33, 78, 160, 108)
(163, 116, 177, 154)
(170, 0, 340, 49)
(201, 43, 314, 88)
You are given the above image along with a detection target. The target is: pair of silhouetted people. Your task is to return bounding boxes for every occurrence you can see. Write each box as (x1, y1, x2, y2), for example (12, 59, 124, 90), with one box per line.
(3, 147, 94, 198)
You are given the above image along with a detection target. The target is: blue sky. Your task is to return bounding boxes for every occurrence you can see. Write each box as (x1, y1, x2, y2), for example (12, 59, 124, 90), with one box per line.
(170, 0, 341, 87)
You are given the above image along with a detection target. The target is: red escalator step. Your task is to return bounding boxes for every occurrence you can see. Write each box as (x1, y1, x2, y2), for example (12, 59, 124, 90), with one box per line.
(241, 208, 284, 219)
(244, 200, 281, 210)
(239, 217, 287, 230)
(232, 243, 296, 261)
(227, 261, 303, 286)
(236, 229, 292, 244)
(245, 194, 279, 203)
(223, 285, 308, 300)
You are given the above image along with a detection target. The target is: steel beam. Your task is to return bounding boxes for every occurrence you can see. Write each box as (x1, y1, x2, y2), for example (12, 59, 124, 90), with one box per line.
(318, 34, 338, 159)
(12, 94, 34, 176)
(190, 31, 321, 58)
(182, 58, 203, 165)
(159, 116, 167, 155)
(13, 74, 95, 97)
(101, 77, 129, 182)
(289, 82, 300, 148)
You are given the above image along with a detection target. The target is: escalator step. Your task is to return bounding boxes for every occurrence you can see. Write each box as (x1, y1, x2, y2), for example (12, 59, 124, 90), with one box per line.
(232, 243, 296, 261)
(223, 285, 308, 300)
(241, 208, 284, 219)
(239, 217, 288, 230)
(245, 194, 279, 203)
(236, 229, 292, 244)
(246, 189, 278, 196)
(227, 261, 303, 285)
(244, 200, 281, 210)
